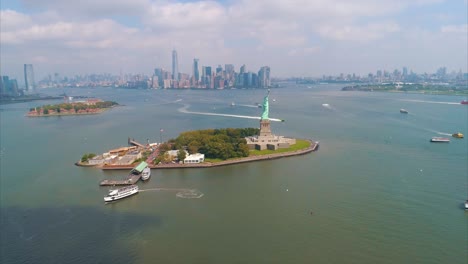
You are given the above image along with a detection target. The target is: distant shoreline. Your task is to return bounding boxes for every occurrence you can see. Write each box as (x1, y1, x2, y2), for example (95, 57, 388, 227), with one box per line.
(0, 96, 63, 105)
(342, 84, 468, 96)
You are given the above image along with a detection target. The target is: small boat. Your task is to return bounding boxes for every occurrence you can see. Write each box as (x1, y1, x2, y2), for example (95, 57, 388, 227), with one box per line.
(104, 185, 139, 202)
(452, 132, 464, 138)
(430, 137, 450, 143)
(461, 100, 468, 105)
(465, 200, 468, 210)
(141, 167, 151, 181)
(400, 109, 408, 114)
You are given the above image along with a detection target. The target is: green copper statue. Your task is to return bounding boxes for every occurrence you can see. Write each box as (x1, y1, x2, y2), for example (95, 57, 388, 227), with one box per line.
(261, 89, 270, 120)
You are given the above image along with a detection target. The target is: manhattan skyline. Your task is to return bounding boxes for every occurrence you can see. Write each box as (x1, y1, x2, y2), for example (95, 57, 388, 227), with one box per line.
(1, 0, 467, 80)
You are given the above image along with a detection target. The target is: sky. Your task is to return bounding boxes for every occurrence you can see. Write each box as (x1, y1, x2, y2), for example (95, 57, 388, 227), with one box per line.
(1, 0, 467, 81)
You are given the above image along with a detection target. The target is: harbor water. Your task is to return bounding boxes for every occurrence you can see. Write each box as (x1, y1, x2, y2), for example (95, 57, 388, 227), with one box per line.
(1, 85, 467, 263)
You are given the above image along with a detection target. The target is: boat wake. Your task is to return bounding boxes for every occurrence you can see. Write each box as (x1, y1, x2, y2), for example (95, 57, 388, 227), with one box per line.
(237, 104, 260, 108)
(178, 105, 284, 122)
(426, 129, 451, 136)
(398, 99, 460, 105)
(140, 188, 204, 198)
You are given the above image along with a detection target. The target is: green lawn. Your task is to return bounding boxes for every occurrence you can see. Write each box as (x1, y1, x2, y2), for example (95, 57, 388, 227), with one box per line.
(249, 139, 311, 156)
(205, 139, 312, 163)
(204, 158, 225, 163)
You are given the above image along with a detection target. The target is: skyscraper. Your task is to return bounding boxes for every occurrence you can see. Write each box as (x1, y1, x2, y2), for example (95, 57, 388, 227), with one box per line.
(193, 59, 199, 83)
(258, 66, 271, 88)
(216, 65, 223, 76)
(24, 64, 35, 92)
(172, 50, 179, 81)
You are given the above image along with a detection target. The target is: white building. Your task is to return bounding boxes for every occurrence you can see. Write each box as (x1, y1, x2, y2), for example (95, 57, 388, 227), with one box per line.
(184, 153, 205, 164)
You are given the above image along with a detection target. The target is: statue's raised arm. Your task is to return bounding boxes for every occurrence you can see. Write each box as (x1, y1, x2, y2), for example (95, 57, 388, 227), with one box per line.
(261, 89, 270, 120)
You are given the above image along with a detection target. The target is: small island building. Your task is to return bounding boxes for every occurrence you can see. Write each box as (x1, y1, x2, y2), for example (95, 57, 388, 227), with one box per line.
(245, 90, 296, 150)
(184, 153, 205, 164)
(166, 150, 205, 164)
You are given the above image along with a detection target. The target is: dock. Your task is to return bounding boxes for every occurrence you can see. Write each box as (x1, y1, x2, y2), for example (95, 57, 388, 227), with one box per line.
(99, 161, 148, 186)
(99, 174, 141, 186)
(128, 137, 145, 148)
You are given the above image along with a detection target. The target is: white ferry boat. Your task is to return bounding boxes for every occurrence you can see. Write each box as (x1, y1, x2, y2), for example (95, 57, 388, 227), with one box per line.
(104, 185, 139, 202)
(430, 137, 450, 143)
(141, 167, 151, 181)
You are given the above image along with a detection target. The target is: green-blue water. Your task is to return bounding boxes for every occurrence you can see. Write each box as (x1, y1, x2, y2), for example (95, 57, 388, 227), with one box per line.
(1, 85, 467, 263)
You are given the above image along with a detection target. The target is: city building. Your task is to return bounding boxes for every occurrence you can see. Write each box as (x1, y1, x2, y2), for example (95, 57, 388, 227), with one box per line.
(0, 76, 19, 96)
(258, 66, 271, 88)
(24, 64, 35, 92)
(172, 49, 179, 81)
(193, 58, 200, 85)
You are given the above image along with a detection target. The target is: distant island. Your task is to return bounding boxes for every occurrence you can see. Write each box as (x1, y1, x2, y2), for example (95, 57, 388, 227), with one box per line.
(342, 83, 468, 95)
(27, 99, 118, 117)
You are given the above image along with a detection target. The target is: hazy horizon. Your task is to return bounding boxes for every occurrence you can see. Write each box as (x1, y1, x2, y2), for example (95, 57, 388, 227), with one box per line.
(1, 0, 467, 80)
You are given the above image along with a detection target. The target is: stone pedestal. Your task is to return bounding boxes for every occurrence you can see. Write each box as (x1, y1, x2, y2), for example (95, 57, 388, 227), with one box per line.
(259, 119, 272, 137)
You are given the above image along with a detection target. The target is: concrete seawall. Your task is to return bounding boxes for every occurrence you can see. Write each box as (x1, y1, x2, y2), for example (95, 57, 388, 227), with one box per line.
(98, 140, 319, 170)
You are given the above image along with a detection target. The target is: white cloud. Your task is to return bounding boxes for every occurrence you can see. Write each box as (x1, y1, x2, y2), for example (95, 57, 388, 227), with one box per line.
(19, 0, 150, 18)
(316, 22, 400, 41)
(0, 9, 33, 30)
(441, 24, 468, 34)
(1, 18, 139, 48)
(144, 1, 227, 30)
(0, 0, 466, 78)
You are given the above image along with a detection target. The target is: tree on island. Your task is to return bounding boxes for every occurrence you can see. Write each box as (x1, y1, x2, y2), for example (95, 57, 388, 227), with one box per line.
(31, 101, 118, 115)
(166, 128, 259, 160)
(177, 147, 187, 161)
(81, 153, 96, 163)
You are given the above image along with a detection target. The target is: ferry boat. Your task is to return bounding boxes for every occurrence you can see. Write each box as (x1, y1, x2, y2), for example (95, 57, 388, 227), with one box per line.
(104, 185, 139, 202)
(141, 167, 151, 181)
(452, 132, 464, 138)
(400, 109, 408, 114)
(461, 100, 468, 105)
(430, 137, 450, 143)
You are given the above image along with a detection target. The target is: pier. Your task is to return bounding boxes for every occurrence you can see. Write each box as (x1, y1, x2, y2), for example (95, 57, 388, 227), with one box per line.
(128, 137, 145, 148)
(99, 174, 141, 186)
(99, 161, 148, 186)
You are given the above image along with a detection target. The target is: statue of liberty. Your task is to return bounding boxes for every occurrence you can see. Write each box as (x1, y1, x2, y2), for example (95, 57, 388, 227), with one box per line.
(261, 89, 270, 120)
